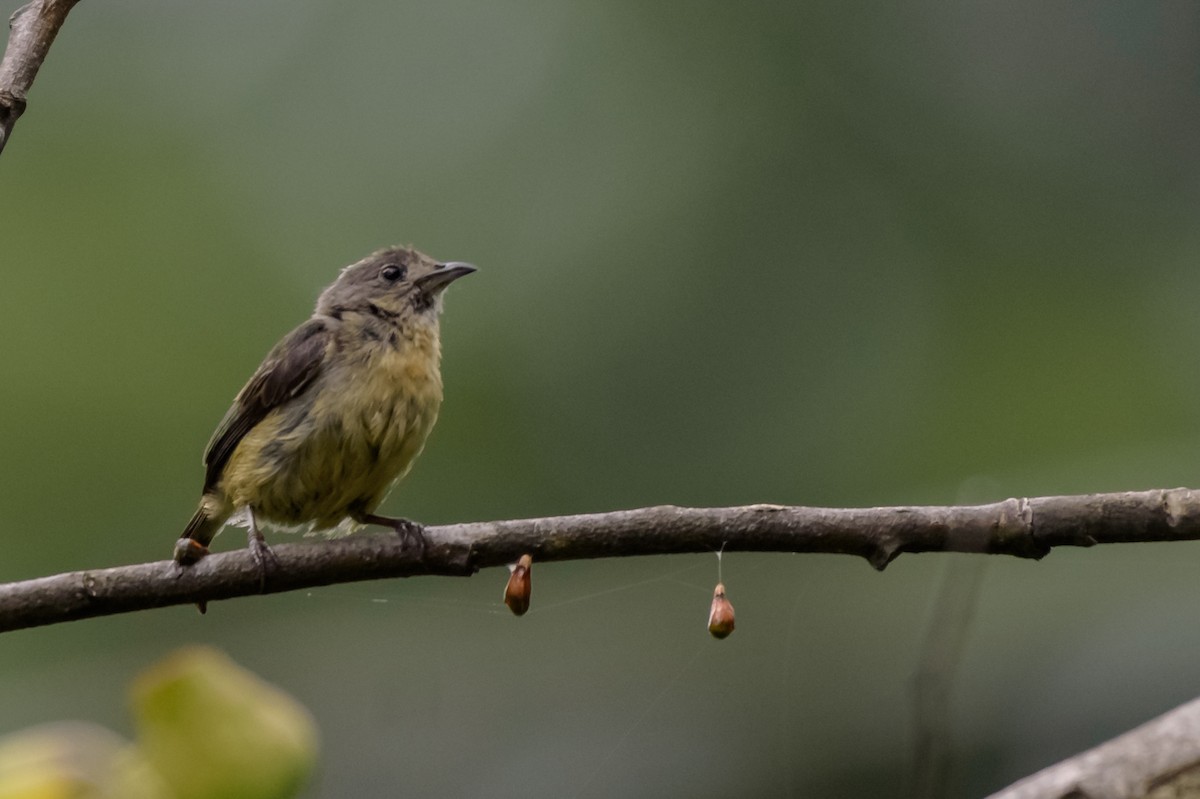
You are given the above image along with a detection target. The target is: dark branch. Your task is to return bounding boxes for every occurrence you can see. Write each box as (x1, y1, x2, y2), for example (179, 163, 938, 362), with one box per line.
(987, 693, 1200, 798)
(1, 488, 1199, 633)
(0, 0, 80, 157)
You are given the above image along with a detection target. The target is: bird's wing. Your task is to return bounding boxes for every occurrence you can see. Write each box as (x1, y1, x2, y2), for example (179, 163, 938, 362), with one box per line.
(202, 318, 331, 492)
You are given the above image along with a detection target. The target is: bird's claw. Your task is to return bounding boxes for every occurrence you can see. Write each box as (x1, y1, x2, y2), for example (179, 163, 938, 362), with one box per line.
(393, 518, 427, 560)
(247, 530, 279, 591)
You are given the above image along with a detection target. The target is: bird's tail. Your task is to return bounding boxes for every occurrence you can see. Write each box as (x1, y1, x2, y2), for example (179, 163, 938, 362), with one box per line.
(174, 493, 230, 565)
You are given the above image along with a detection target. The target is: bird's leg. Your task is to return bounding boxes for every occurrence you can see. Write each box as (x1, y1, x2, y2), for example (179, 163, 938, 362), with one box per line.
(359, 512, 427, 559)
(246, 507, 278, 590)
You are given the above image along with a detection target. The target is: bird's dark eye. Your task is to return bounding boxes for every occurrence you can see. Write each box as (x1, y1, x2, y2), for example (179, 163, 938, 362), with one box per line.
(380, 264, 405, 282)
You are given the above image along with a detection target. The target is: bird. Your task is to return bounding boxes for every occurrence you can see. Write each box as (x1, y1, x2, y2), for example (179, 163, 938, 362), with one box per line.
(173, 245, 475, 574)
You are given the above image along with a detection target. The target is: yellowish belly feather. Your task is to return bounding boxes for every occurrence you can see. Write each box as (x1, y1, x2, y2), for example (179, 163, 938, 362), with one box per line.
(220, 340, 443, 531)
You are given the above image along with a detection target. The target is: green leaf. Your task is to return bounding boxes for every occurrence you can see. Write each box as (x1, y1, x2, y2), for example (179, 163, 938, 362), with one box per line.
(131, 647, 317, 799)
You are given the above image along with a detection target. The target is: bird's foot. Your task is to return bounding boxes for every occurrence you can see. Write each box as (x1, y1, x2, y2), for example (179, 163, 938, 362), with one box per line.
(393, 518, 427, 559)
(247, 526, 279, 591)
(360, 513, 427, 560)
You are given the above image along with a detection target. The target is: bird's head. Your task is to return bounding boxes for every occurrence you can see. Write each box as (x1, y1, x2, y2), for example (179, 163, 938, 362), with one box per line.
(316, 246, 476, 323)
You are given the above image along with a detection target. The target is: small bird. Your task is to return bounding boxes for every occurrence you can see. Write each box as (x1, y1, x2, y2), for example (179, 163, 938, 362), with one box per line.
(174, 246, 475, 569)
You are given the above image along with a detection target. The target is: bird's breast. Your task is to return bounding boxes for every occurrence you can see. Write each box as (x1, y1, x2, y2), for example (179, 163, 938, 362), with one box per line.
(348, 342, 443, 456)
(219, 323, 446, 528)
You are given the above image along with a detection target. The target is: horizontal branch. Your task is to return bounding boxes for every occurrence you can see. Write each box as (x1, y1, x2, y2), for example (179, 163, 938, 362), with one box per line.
(0, 0, 80, 157)
(1, 488, 1199, 633)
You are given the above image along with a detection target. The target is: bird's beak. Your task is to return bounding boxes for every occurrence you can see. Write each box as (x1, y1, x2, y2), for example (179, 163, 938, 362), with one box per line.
(415, 262, 477, 295)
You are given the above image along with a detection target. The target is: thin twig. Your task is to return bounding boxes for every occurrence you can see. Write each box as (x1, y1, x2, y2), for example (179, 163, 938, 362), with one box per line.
(0, 488, 1198, 633)
(0, 0, 81, 157)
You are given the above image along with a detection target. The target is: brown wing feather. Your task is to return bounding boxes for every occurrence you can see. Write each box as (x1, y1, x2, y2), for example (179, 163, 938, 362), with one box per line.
(202, 319, 331, 492)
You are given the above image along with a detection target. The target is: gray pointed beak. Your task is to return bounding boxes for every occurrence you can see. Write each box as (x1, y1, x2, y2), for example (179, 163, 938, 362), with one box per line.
(415, 261, 477, 294)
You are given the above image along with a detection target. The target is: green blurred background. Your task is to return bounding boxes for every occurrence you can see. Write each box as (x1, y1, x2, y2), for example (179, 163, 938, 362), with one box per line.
(3, 1, 1200, 795)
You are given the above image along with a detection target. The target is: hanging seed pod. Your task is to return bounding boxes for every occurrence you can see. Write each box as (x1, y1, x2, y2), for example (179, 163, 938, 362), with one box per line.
(504, 554, 533, 616)
(707, 582, 735, 639)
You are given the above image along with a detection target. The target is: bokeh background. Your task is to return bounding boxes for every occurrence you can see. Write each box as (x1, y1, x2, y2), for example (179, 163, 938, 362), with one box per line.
(3, 1, 1200, 796)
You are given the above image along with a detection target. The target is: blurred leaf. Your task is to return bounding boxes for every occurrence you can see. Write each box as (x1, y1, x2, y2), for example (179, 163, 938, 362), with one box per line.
(0, 722, 168, 799)
(130, 648, 317, 799)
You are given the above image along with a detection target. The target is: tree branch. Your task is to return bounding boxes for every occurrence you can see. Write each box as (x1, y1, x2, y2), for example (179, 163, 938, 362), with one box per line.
(987, 694, 1200, 798)
(0, 0, 80, 158)
(1, 488, 1199, 633)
